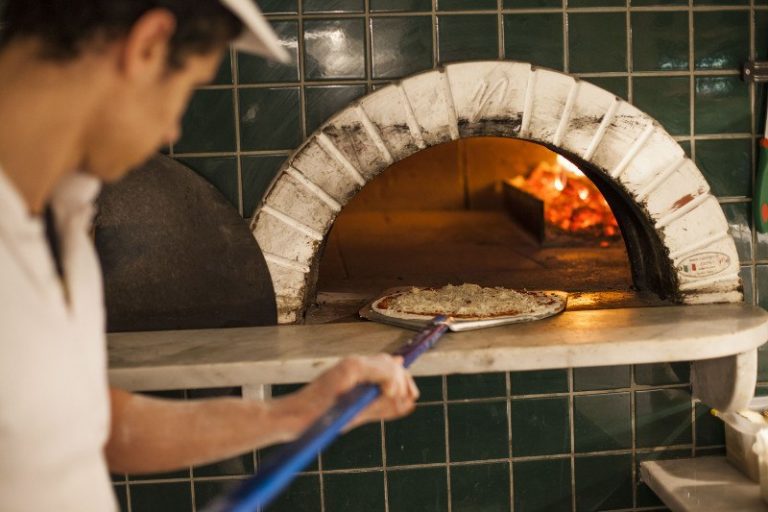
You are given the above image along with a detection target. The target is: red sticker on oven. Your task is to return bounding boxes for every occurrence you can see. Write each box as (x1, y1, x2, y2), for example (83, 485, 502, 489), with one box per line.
(677, 252, 730, 278)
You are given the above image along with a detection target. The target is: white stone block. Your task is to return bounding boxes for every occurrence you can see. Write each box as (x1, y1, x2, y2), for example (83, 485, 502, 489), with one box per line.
(290, 137, 362, 204)
(661, 196, 730, 259)
(360, 85, 423, 161)
(559, 80, 617, 159)
(674, 237, 740, 288)
(253, 214, 319, 269)
(445, 61, 531, 138)
(320, 106, 392, 181)
(401, 70, 459, 146)
(264, 173, 337, 233)
(621, 129, 687, 197)
(524, 69, 576, 145)
(591, 101, 655, 175)
(264, 262, 306, 324)
(643, 160, 710, 225)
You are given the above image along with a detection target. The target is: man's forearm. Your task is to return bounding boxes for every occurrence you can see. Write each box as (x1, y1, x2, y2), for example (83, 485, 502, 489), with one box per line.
(104, 388, 308, 474)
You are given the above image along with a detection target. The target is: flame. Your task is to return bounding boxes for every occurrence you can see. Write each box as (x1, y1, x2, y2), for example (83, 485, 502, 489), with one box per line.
(556, 154, 585, 177)
(510, 159, 619, 239)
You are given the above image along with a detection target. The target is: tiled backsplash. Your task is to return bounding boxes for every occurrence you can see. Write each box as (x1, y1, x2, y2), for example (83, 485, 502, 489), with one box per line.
(1, 0, 763, 510)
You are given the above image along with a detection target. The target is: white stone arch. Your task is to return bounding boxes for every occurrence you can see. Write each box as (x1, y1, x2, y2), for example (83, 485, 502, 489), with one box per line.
(249, 61, 742, 323)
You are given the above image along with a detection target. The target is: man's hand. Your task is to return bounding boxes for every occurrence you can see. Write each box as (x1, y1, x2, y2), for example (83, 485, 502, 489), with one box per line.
(271, 354, 420, 440)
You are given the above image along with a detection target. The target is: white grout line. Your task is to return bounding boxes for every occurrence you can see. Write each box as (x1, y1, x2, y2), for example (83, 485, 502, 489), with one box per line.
(568, 368, 577, 512)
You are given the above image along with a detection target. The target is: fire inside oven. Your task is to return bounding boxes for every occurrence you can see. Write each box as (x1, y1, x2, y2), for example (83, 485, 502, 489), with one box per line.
(310, 137, 674, 322)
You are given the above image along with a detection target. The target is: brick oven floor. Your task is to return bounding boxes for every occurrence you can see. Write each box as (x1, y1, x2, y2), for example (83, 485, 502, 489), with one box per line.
(309, 211, 663, 323)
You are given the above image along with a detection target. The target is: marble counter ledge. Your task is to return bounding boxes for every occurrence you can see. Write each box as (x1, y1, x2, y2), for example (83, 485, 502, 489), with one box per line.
(107, 303, 768, 392)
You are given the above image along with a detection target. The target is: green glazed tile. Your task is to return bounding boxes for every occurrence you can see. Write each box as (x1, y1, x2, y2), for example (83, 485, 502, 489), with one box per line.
(371, 17, 433, 79)
(757, 384, 768, 396)
(304, 19, 365, 79)
(679, 140, 692, 158)
(271, 383, 304, 396)
(438, 15, 499, 64)
(305, 84, 367, 134)
(386, 404, 446, 465)
(635, 388, 693, 448)
(241, 155, 285, 218)
(574, 393, 632, 453)
(574, 454, 633, 511)
(324, 472, 385, 512)
(322, 422, 382, 469)
(510, 369, 568, 395)
(758, 265, 768, 310)
(371, 0, 431, 11)
(388, 467, 448, 512)
(176, 156, 239, 210)
(193, 452, 254, 477)
(259, 442, 319, 472)
(697, 446, 726, 456)
(633, 76, 690, 136)
(694, 76, 750, 134)
(636, 449, 691, 507)
(504, 13, 564, 71)
(756, 11, 768, 61)
(695, 138, 752, 198)
(114, 485, 128, 511)
(513, 458, 571, 512)
(212, 52, 233, 85)
(632, 11, 688, 71)
(694, 11, 749, 70)
(741, 266, 755, 306)
(238, 21, 299, 83)
(448, 401, 509, 461)
(139, 389, 186, 399)
(695, 402, 725, 447)
(450, 463, 511, 512)
(759, 345, 768, 380)
(505, 0, 561, 6)
(438, 0, 496, 9)
(187, 387, 241, 399)
(632, 0, 687, 5)
(239, 87, 302, 150)
(447, 372, 506, 399)
(569, 13, 626, 73)
(721, 202, 753, 263)
(634, 362, 690, 386)
(415, 375, 444, 402)
(259, 0, 298, 13)
(694, 0, 748, 3)
(304, 0, 364, 12)
(268, 475, 322, 512)
(130, 482, 192, 512)
(573, 365, 631, 391)
(194, 480, 242, 510)
(175, 89, 235, 153)
(570, 0, 623, 5)
(511, 397, 570, 456)
(583, 77, 628, 100)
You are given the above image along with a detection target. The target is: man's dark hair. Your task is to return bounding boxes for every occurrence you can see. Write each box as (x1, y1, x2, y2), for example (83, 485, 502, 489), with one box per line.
(0, 1, 243, 68)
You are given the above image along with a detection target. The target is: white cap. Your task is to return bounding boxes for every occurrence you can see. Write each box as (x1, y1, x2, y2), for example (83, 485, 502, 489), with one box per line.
(219, 0, 292, 63)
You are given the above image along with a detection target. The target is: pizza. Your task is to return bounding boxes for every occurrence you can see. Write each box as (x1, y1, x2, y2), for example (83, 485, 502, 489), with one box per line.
(371, 283, 565, 322)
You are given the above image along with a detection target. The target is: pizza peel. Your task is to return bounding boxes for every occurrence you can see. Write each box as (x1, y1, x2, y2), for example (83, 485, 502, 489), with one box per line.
(204, 316, 451, 512)
(360, 287, 568, 332)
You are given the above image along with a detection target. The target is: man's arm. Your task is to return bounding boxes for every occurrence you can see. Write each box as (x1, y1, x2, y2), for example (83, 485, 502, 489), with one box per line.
(105, 354, 418, 474)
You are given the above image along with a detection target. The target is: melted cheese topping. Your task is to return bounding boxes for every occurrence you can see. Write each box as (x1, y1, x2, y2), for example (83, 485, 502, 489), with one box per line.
(385, 283, 542, 317)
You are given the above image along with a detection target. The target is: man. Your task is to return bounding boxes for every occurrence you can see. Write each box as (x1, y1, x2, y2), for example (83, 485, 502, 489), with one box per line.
(0, 2, 418, 511)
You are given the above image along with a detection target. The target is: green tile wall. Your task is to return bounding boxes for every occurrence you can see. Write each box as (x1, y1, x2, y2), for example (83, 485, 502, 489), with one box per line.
(110, 0, 768, 510)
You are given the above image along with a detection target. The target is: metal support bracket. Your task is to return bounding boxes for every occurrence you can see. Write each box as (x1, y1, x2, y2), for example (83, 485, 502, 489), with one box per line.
(743, 61, 768, 83)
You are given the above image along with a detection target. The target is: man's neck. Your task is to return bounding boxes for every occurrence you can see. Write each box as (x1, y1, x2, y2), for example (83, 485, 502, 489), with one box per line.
(0, 40, 104, 215)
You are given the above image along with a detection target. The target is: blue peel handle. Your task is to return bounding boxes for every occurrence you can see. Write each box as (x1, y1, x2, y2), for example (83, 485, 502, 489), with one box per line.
(204, 316, 450, 512)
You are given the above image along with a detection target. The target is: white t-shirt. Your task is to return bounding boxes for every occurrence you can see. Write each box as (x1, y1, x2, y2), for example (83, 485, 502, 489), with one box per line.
(0, 168, 116, 511)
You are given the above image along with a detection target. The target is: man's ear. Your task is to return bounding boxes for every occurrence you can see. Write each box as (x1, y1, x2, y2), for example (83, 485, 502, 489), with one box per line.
(119, 9, 177, 81)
